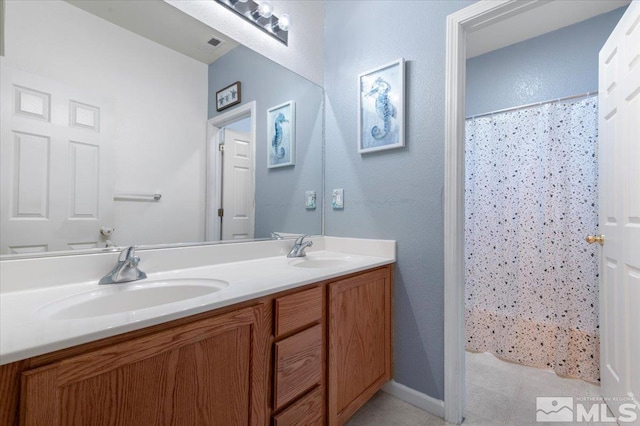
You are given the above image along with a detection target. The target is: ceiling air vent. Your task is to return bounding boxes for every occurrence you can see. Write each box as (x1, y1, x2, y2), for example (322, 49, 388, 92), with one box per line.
(207, 37, 222, 47)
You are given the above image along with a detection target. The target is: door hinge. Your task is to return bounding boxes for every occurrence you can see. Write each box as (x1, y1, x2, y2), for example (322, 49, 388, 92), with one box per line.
(219, 143, 225, 152)
(217, 208, 224, 217)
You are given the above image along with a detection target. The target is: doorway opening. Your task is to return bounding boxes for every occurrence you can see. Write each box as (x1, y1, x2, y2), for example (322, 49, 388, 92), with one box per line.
(206, 101, 256, 242)
(444, 1, 633, 424)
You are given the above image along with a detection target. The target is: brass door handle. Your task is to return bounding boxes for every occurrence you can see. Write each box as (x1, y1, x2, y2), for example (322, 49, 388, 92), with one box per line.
(585, 234, 604, 246)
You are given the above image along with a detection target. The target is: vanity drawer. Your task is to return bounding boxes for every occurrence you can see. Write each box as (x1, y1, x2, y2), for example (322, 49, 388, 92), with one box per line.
(274, 324, 322, 410)
(274, 286, 323, 337)
(273, 386, 323, 426)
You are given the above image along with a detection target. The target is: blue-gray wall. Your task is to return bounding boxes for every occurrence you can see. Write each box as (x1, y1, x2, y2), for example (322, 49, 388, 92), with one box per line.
(466, 7, 626, 116)
(324, 0, 474, 400)
(209, 46, 323, 238)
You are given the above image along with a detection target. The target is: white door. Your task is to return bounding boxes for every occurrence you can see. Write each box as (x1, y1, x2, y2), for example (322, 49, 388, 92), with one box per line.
(0, 61, 114, 254)
(598, 1, 640, 421)
(221, 128, 254, 240)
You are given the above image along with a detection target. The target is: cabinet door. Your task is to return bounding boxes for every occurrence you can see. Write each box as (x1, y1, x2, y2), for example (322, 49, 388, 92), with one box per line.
(328, 267, 392, 425)
(20, 305, 268, 426)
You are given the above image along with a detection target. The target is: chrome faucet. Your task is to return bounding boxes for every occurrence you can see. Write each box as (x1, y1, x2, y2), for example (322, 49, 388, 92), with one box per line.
(99, 246, 147, 284)
(287, 235, 313, 258)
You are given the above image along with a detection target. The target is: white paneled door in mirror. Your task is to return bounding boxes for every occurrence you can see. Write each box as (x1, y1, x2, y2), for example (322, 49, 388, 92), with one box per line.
(221, 128, 254, 241)
(598, 0, 640, 421)
(0, 61, 115, 255)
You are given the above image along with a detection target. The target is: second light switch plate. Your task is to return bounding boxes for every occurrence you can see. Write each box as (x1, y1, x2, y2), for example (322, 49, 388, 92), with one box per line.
(305, 191, 316, 210)
(332, 189, 344, 209)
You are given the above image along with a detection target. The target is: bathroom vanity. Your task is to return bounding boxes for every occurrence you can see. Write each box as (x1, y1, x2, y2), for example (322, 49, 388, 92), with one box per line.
(0, 237, 395, 425)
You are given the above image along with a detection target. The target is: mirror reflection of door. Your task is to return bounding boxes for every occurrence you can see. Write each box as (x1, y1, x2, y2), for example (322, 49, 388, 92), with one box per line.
(220, 117, 254, 240)
(0, 62, 115, 255)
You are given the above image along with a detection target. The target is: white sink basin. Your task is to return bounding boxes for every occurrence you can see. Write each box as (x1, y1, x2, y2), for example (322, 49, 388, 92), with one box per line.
(290, 256, 352, 269)
(37, 278, 229, 320)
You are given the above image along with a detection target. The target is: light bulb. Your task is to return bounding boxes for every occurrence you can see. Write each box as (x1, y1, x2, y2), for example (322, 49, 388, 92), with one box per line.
(257, 0, 273, 19)
(276, 14, 291, 32)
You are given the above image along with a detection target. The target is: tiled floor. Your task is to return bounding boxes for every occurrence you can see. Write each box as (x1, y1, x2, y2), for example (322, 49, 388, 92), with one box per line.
(344, 391, 446, 426)
(346, 351, 611, 426)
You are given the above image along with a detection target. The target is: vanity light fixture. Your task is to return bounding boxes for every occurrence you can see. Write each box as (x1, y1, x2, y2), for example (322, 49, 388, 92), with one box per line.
(215, 0, 290, 46)
(253, 1, 273, 19)
(273, 14, 291, 32)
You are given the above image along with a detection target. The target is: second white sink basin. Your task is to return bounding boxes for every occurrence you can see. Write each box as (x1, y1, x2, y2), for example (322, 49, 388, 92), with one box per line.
(37, 278, 229, 320)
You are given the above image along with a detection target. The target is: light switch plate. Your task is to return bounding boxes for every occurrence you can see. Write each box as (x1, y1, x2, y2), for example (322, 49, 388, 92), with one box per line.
(305, 191, 316, 210)
(332, 189, 344, 209)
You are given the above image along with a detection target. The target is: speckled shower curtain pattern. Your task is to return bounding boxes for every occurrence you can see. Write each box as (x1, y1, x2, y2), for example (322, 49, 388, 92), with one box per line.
(464, 97, 600, 383)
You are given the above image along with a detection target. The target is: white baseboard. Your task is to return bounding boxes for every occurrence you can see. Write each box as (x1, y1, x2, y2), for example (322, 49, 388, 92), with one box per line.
(381, 380, 445, 419)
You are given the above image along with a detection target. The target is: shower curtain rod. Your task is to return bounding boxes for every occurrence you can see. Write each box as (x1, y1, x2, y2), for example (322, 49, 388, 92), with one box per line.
(466, 91, 598, 120)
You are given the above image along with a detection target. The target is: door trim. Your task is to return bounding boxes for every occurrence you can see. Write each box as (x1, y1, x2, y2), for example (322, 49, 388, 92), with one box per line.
(444, 1, 559, 423)
(205, 101, 256, 241)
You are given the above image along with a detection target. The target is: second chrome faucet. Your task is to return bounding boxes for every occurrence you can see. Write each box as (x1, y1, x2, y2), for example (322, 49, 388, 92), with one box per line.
(287, 235, 313, 258)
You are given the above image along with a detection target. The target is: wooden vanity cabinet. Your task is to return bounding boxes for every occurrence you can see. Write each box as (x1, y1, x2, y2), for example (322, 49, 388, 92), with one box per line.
(0, 265, 393, 426)
(328, 267, 393, 425)
(19, 305, 269, 426)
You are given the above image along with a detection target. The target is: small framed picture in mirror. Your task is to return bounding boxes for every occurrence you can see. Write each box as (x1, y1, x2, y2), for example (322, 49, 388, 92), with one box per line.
(267, 100, 296, 168)
(216, 81, 241, 112)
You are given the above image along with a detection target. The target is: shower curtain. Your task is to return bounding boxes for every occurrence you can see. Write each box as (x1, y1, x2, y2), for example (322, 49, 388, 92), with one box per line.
(464, 97, 600, 383)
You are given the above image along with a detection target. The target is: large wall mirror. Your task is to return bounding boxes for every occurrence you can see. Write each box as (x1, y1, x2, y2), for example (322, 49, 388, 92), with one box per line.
(0, 0, 324, 258)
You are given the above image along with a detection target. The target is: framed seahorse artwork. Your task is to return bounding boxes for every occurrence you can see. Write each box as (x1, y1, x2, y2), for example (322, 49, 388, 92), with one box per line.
(267, 100, 296, 168)
(357, 58, 405, 154)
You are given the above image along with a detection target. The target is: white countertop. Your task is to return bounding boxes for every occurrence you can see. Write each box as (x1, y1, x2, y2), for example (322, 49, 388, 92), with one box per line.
(0, 237, 395, 365)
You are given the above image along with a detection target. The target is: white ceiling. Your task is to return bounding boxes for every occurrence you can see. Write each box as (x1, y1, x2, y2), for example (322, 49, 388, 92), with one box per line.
(467, 0, 631, 58)
(65, 0, 632, 68)
(66, 0, 239, 64)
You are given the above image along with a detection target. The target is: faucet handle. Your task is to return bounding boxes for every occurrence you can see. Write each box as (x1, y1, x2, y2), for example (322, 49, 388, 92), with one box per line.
(294, 235, 310, 245)
(118, 246, 137, 262)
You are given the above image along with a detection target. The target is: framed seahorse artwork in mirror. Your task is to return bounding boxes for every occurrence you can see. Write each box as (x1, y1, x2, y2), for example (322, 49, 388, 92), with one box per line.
(358, 58, 405, 154)
(267, 100, 296, 168)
